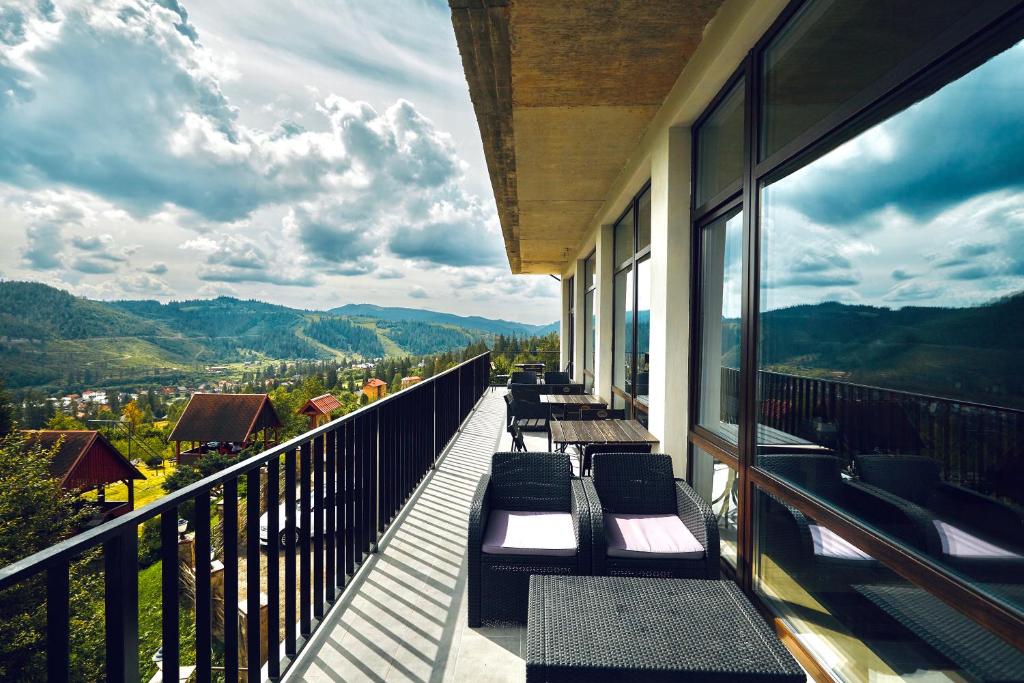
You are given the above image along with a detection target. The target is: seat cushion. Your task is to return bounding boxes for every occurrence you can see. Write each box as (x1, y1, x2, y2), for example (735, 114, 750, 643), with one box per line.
(933, 520, 1023, 559)
(604, 513, 705, 559)
(482, 510, 577, 557)
(809, 524, 874, 561)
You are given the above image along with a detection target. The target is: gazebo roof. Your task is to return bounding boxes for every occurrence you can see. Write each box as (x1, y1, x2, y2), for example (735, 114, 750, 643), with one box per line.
(20, 430, 145, 489)
(297, 393, 343, 417)
(169, 393, 282, 443)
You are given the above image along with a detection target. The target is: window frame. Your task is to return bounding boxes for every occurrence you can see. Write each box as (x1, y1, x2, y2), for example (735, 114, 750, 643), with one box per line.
(685, 0, 1024, 652)
(583, 251, 597, 380)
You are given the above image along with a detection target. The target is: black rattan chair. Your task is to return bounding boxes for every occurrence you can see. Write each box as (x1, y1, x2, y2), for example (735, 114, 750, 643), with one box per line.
(507, 398, 549, 434)
(580, 442, 652, 477)
(544, 371, 571, 385)
(509, 383, 543, 403)
(584, 452, 719, 579)
(509, 371, 538, 385)
(580, 407, 625, 421)
(853, 454, 1024, 581)
(468, 452, 591, 626)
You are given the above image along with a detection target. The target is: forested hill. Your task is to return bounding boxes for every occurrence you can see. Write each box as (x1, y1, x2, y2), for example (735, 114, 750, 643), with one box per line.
(331, 303, 556, 337)
(0, 281, 551, 389)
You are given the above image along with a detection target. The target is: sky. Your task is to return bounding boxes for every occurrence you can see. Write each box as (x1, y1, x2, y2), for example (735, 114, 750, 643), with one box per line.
(0, 0, 560, 324)
(714, 39, 1024, 318)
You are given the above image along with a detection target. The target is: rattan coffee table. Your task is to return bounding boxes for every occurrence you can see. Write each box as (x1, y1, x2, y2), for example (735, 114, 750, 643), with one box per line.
(526, 575, 804, 682)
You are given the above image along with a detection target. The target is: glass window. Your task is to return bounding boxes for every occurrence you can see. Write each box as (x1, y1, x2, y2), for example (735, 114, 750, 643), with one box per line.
(584, 252, 596, 289)
(584, 288, 595, 377)
(758, 38, 1024, 630)
(753, 488, 998, 683)
(697, 208, 743, 442)
(614, 209, 634, 267)
(566, 276, 575, 375)
(696, 78, 745, 207)
(760, 0, 997, 159)
(637, 188, 652, 251)
(634, 258, 650, 407)
(690, 448, 738, 567)
(612, 267, 633, 392)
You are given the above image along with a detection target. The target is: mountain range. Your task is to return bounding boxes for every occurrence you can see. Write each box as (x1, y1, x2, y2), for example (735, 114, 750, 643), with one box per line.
(0, 281, 555, 390)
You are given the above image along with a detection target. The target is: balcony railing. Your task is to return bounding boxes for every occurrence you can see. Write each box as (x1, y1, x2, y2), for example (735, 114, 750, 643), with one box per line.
(721, 366, 1024, 495)
(0, 352, 491, 682)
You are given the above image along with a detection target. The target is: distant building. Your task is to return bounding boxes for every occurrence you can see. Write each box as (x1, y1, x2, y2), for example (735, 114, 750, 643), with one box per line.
(362, 378, 387, 401)
(168, 393, 283, 464)
(297, 393, 344, 429)
(400, 376, 423, 389)
(19, 430, 145, 518)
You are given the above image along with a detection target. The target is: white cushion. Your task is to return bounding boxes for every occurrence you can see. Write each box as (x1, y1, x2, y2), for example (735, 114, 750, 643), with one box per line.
(809, 524, 874, 561)
(933, 520, 1023, 559)
(482, 510, 577, 557)
(605, 513, 705, 559)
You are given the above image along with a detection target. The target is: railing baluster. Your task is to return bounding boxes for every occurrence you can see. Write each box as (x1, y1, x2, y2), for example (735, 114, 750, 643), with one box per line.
(267, 456, 281, 680)
(369, 410, 379, 552)
(313, 434, 325, 619)
(195, 492, 211, 683)
(284, 448, 297, 657)
(354, 416, 365, 562)
(345, 421, 356, 577)
(299, 441, 312, 637)
(223, 479, 239, 681)
(246, 468, 262, 682)
(161, 509, 180, 682)
(325, 430, 336, 603)
(104, 526, 139, 683)
(334, 426, 346, 590)
(47, 561, 71, 683)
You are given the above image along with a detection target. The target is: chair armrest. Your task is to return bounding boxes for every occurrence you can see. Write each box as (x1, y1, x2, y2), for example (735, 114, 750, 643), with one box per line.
(468, 474, 491, 552)
(581, 477, 606, 575)
(676, 480, 720, 576)
(570, 479, 591, 573)
(845, 480, 940, 554)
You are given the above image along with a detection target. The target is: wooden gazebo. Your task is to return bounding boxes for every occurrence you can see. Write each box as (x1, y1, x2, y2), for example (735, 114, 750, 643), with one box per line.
(296, 393, 343, 429)
(169, 393, 282, 465)
(20, 430, 146, 517)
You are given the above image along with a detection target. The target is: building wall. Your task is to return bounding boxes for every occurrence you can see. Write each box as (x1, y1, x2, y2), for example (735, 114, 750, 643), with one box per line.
(559, 0, 788, 475)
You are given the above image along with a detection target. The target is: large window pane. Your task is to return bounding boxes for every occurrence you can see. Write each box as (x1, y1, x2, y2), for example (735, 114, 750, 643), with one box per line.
(696, 79, 745, 206)
(614, 209, 634, 267)
(584, 288, 595, 379)
(637, 188, 651, 251)
(690, 448, 738, 568)
(760, 0, 1003, 159)
(612, 267, 633, 392)
(635, 258, 650, 407)
(753, 487, 1019, 682)
(584, 252, 596, 289)
(697, 208, 743, 442)
(758, 37, 1024, 632)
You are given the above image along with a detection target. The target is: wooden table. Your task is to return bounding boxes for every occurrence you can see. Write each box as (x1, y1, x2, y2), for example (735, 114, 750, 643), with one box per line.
(515, 362, 545, 373)
(714, 421, 831, 453)
(549, 419, 657, 452)
(539, 394, 606, 406)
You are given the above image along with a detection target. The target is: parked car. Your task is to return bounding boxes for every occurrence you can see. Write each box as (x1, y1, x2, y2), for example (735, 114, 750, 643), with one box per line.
(259, 493, 327, 549)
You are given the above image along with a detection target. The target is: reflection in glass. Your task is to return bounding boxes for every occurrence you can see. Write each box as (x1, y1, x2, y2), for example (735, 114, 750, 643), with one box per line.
(696, 79, 745, 206)
(635, 258, 650, 407)
(760, 0, 991, 159)
(637, 188, 652, 251)
(584, 288, 595, 378)
(613, 267, 633, 393)
(691, 447, 738, 568)
(614, 209, 634, 266)
(757, 38, 1024, 637)
(697, 209, 743, 442)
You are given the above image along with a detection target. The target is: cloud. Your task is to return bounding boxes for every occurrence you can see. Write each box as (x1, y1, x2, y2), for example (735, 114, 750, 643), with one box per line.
(182, 233, 318, 287)
(773, 42, 1024, 228)
(145, 262, 168, 275)
(408, 285, 427, 299)
(15, 194, 86, 270)
(891, 269, 915, 281)
(119, 271, 173, 295)
(376, 267, 404, 279)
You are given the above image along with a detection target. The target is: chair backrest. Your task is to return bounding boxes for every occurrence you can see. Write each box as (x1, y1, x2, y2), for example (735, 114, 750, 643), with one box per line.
(757, 454, 845, 504)
(509, 384, 543, 403)
(854, 454, 939, 506)
(509, 371, 538, 385)
(544, 372, 571, 385)
(591, 452, 676, 514)
(490, 452, 571, 511)
(581, 408, 625, 421)
(508, 398, 548, 419)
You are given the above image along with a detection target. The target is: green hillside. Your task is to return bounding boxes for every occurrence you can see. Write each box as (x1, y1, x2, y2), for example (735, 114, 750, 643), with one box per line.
(0, 281, 539, 390)
(330, 303, 554, 337)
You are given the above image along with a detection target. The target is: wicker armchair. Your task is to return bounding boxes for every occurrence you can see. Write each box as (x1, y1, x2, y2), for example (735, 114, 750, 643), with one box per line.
(584, 453, 719, 579)
(853, 454, 1024, 581)
(544, 371, 571, 385)
(468, 452, 591, 626)
(509, 371, 538, 385)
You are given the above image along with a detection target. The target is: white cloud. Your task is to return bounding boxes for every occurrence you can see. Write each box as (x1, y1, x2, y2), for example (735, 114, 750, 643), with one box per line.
(408, 284, 427, 299)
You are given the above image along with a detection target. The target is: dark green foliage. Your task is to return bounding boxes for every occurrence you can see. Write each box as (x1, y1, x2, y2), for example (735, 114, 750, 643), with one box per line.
(304, 317, 385, 357)
(0, 378, 12, 436)
(376, 320, 474, 355)
(0, 281, 159, 340)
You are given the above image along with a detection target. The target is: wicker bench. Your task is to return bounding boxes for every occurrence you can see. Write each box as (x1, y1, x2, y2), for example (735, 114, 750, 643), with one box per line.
(526, 575, 804, 682)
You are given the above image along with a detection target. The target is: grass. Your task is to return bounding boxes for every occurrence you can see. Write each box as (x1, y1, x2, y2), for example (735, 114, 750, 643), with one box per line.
(83, 462, 177, 511)
(137, 561, 197, 681)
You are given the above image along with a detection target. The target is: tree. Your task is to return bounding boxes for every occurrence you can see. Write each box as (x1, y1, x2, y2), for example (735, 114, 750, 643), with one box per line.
(0, 378, 13, 436)
(45, 411, 86, 430)
(0, 433, 103, 681)
(122, 401, 143, 430)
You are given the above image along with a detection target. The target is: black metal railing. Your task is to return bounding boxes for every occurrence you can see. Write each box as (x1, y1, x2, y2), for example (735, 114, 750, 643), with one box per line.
(721, 366, 1024, 494)
(0, 352, 491, 682)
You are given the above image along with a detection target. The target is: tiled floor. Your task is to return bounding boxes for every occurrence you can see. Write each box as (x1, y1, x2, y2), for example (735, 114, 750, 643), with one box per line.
(285, 390, 530, 682)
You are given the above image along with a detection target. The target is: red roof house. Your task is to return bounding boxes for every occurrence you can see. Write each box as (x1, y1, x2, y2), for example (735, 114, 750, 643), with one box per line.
(362, 378, 387, 401)
(297, 393, 343, 428)
(169, 393, 283, 464)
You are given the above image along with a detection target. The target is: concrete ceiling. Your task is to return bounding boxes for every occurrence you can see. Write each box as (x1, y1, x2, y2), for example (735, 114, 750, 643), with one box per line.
(450, 0, 724, 273)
